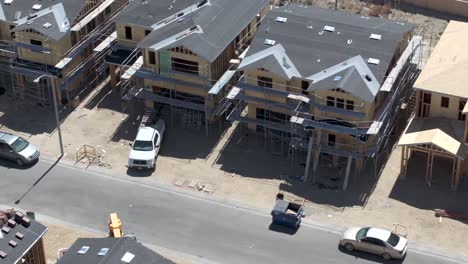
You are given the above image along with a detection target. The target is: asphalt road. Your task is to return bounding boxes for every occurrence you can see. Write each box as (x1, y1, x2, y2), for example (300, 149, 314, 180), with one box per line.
(0, 159, 464, 264)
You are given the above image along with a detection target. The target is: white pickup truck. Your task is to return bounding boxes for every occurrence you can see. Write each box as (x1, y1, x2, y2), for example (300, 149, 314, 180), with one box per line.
(128, 118, 166, 169)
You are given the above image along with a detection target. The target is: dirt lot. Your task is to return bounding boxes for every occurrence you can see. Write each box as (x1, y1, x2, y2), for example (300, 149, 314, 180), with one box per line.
(1, 0, 466, 260)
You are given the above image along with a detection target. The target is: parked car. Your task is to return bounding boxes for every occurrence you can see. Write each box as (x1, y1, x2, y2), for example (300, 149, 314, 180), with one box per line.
(339, 227, 408, 260)
(128, 119, 166, 169)
(0, 131, 40, 165)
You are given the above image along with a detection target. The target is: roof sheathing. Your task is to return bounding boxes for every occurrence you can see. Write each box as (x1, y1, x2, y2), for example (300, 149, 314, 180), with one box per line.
(136, 0, 270, 63)
(413, 20, 468, 98)
(6, 0, 87, 40)
(239, 5, 413, 100)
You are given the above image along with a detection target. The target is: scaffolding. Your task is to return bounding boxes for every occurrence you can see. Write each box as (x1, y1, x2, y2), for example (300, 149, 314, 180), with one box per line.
(118, 6, 266, 133)
(221, 33, 424, 190)
(9, 0, 129, 108)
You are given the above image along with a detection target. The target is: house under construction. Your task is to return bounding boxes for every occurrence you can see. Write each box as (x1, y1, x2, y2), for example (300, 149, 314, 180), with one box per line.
(112, 0, 270, 133)
(2, 0, 128, 107)
(398, 20, 468, 190)
(223, 5, 423, 189)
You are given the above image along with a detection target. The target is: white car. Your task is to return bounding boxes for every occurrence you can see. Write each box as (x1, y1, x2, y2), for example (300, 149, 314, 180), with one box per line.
(128, 120, 166, 169)
(339, 227, 408, 260)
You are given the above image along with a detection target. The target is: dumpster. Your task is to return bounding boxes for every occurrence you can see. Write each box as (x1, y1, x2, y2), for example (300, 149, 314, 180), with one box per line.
(271, 194, 304, 228)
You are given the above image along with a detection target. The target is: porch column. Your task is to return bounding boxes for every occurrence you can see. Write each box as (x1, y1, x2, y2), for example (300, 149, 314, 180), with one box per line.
(311, 129, 322, 183)
(451, 158, 461, 191)
(110, 65, 117, 90)
(303, 135, 314, 182)
(425, 147, 434, 187)
(400, 145, 408, 179)
(342, 155, 353, 191)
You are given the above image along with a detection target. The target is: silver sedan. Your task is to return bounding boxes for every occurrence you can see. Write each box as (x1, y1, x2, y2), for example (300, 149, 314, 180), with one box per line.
(339, 227, 408, 260)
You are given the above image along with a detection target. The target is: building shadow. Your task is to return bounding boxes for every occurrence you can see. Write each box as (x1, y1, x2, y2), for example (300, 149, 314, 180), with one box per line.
(159, 124, 221, 160)
(111, 103, 225, 160)
(214, 125, 393, 208)
(83, 83, 117, 111)
(389, 152, 468, 224)
(0, 94, 69, 136)
(337, 245, 404, 264)
(109, 101, 145, 143)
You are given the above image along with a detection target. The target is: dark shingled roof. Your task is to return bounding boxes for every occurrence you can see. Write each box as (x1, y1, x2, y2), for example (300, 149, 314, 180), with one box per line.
(114, 0, 196, 28)
(0, 209, 48, 264)
(132, 0, 269, 63)
(239, 4, 414, 102)
(56, 237, 176, 264)
(4, 0, 87, 40)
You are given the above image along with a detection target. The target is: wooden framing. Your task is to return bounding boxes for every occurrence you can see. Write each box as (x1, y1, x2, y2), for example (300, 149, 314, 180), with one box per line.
(400, 143, 462, 190)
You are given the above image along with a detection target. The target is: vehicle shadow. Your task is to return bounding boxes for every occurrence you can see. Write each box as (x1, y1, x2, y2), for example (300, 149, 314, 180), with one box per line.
(126, 167, 154, 177)
(0, 159, 38, 170)
(337, 245, 405, 264)
(268, 223, 298, 235)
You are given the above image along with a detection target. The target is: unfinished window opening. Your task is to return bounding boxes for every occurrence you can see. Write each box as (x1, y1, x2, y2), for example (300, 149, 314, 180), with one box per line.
(256, 108, 290, 124)
(30, 39, 42, 46)
(459, 99, 466, 121)
(441, 96, 449, 108)
(336, 98, 344, 109)
(328, 134, 336, 146)
(327, 96, 334, 107)
(301, 80, 309, 95)
(125, 26, 132, 40)
(423, 93, 431, 104)
(105, 6, 111, 15)
(257, 76, 272, 88)
(346, 100, 354, 110)
(154, 87, 205, 105)
(9, 25, 15, 38)
(172, 57, 198, 75)
(148, 51, 156, 64)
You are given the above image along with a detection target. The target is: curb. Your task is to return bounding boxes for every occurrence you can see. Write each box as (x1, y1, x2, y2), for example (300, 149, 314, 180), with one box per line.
(37, 155, 468, 263)
(0, 204, 219, 264)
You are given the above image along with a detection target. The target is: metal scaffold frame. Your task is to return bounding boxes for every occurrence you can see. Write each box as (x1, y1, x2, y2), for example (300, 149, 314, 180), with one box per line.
(118, 9, 267, 134)
(8, 0, 129, 108)
(221, 32, 425, 189)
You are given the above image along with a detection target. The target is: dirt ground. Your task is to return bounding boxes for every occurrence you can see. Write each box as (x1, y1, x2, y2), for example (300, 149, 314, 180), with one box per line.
(1, 1, 466, 260)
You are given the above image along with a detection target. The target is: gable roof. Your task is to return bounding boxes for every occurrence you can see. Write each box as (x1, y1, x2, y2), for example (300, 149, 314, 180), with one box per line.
(6, 0, 87, 40)
(398, 117, 466, 158)
(135, 0, 270, 63)
(413, 20, 468, 98)
(56, 237, 175, 264)
(239, 4, 413, 102)
(0, 209, 48, 264)
(239, 44, 300, 79)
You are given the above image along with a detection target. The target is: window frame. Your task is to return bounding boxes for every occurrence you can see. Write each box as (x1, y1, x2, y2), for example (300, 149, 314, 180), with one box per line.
(257, 76, 273, 88)
(148, 51, 156, 65)
(441, 96, 449, 108)
(125, 26, 132, 40)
